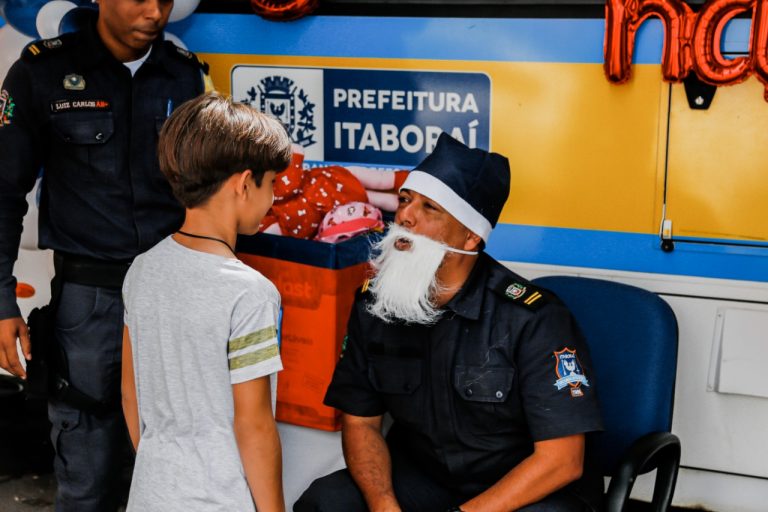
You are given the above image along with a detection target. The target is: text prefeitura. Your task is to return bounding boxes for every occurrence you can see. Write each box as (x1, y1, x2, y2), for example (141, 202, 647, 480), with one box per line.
(332, 88, 482, 154)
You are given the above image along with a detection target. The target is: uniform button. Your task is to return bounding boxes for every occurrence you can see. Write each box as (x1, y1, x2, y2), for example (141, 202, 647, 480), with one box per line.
(495, 390, 504, 399)
(403, 383, 411, 392)
(95, 132, 104, 141)
(61, 421, 69, 429)
(464, 387, 473, 397)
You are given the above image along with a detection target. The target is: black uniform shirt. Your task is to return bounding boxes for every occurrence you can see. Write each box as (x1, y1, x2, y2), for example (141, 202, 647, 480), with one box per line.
(0, 21, 206, 319)
(325, 252, 604, 489)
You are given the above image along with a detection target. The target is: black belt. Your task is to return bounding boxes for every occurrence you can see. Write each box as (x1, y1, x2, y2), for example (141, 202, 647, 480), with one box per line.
(53, 252, 131, 289)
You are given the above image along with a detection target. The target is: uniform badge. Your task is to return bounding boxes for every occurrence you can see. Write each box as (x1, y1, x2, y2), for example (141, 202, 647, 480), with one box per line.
(339, 334, 349, 359)
(524, 290, 542, 306)
(505, 283, 526, 300)
(176, 46, 192, 59)
(553, 347, 590, 397)
(63, 74, 85, 91)
(43, 39, 62, 49)
(0, 90, 15, 128)
(50, 99, 111, 113)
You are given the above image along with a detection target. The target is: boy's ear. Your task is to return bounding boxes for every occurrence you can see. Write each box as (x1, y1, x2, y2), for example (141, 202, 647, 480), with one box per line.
(234, 169, 254, 197)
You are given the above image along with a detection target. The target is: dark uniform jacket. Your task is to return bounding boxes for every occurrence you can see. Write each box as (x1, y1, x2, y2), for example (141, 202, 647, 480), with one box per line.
(0, 21, 206, 319)
(325, 252, 604, 505)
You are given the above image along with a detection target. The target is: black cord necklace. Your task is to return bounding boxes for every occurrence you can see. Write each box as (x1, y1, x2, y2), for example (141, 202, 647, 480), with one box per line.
(176, 230, 235, 255)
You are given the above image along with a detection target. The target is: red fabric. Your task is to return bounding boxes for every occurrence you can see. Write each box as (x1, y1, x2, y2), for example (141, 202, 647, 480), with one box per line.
(270, 196, 323, 239)
(258, 213, 279, 232)
(303, 166, 368, 212)
(274, 151, 305, 202)
(263, 158, 379, 239)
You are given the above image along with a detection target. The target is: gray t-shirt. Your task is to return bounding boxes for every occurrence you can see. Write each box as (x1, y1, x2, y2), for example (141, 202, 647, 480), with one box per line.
(122, 236, 282, 511)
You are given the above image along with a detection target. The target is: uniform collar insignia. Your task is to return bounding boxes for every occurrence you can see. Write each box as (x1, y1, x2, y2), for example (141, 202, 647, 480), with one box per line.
(176, 46, 192, 59)
(43, 38, 63, 49)
(505, 282, 526, 300)
(63, 74, 86, 91)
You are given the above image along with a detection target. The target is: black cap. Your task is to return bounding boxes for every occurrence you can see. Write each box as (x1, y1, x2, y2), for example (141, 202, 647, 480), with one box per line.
(401, 133, 510, 241)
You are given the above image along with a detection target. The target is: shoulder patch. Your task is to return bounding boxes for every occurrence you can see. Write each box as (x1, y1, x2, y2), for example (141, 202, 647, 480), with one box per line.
(22, 36, 70, 60)
(495, 279, 549, 311)
(554, 347, 590, 397)
(0, 90, 16, 127)
(168, 42, 210, 74)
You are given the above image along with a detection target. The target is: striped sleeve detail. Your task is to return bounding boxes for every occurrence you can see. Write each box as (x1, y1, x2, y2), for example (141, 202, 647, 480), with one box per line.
(229, 343, 279, 370)
(227, 322, 281, 383)
(228, 325, 277, 353)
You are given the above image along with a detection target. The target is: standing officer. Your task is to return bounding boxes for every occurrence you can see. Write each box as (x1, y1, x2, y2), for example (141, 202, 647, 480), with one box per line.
(296, 133, 604, 512)
(0, 0, 209, 510)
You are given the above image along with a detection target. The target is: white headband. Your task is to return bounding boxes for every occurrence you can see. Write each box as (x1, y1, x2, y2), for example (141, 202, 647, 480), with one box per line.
(400, 170, 493, 242)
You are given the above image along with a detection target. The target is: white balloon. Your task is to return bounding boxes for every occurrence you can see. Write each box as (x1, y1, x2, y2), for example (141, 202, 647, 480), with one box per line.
(168, 0, 200, 23)
(36, 0, 77, 40)
(20, 177, 42, 251)
(163, 31, 187, 50)
(0, 25, 34, 85)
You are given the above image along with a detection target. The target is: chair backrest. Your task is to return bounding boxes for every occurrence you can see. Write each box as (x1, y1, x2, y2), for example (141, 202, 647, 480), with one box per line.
(532, 276, 679, 476)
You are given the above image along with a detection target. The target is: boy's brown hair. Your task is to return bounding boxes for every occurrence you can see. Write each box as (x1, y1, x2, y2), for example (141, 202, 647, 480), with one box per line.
(158, 93, 292, 208)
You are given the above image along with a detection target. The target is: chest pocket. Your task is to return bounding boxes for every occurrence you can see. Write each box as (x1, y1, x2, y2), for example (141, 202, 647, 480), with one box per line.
(368, 355, 422, 394)
(368, 355, 423, 427)
(51, 112, 116, 180)
(454, 366, 514, 403)
(453, 365, 518, 435)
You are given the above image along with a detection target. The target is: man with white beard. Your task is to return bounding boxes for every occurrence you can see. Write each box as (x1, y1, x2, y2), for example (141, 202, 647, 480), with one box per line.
(295, 133, 603, 512)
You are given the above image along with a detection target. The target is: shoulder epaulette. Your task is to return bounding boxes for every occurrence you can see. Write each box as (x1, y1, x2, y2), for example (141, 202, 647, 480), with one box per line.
(493, 278, 550, 312)
(353, 278, 375, 302)
(168, 43, 210, 74)
(22, 35, 72, 61)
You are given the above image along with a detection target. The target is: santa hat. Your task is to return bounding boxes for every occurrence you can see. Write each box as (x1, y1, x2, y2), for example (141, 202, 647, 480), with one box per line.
(400, 133, 510, 242)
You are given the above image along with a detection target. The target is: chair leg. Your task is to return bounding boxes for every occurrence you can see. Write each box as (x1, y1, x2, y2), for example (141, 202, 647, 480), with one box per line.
(651, 442, 681, 512)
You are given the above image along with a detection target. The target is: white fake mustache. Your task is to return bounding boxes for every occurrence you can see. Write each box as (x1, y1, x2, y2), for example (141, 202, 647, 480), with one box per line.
(366, 224, 448, 325)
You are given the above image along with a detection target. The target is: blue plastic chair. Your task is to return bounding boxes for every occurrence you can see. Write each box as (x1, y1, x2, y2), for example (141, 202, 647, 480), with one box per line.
(532, 276, 681, 512)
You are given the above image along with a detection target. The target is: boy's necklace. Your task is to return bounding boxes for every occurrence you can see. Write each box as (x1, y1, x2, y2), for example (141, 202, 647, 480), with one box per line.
(176, 230, 235, 255)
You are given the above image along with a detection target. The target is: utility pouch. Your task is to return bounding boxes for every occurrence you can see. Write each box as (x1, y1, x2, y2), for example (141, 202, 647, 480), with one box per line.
(25, 304, 56, 400)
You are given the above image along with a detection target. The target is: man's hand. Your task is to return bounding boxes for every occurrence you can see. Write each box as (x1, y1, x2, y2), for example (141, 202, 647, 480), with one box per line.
(0, 316, 31, 379)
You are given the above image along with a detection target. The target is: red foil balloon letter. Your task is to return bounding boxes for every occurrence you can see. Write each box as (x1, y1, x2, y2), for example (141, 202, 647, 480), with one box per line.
(693, 0, 755, 85)
(251, 0, 319, 21)
(604, 0, 695, 84)
(751, 0, 768, 99)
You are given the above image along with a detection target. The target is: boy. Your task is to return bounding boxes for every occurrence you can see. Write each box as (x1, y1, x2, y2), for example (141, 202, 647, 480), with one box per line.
(121, 93, 292, 511)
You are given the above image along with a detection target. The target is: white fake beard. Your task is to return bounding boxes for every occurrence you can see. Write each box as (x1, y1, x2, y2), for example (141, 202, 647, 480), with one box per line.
(366, 224, 448, 325)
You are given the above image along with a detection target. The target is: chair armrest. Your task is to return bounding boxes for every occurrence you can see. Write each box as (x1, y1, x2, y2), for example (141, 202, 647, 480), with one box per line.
(605, 432, 681, 512)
